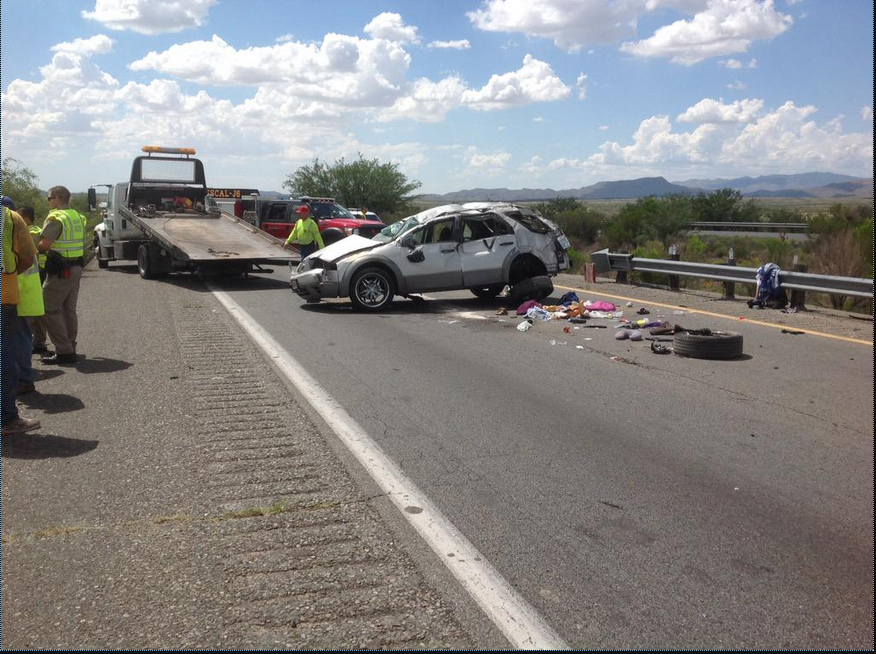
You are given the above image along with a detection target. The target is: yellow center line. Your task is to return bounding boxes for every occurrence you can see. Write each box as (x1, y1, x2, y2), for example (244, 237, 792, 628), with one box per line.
(554, 284, 873, 347)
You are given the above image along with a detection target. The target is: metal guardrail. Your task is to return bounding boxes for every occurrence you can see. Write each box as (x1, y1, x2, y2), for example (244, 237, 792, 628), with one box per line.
(590, 249, 874, 298)
(687, 221, 809, 231)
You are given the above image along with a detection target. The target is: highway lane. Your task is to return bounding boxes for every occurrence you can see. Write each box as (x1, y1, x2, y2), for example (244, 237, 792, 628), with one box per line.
(214, 267, 873, 648)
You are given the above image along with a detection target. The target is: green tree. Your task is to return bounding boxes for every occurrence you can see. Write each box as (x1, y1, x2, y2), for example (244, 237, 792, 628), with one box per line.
(691, 188, 760, 222)
(532, 197, 581, 217)
(603, 196, 690, 250)
(1, 158, 49, 222)
(284, 155, 421, 217)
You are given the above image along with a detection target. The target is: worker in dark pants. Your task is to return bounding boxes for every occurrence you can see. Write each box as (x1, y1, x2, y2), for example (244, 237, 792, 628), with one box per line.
(284, 205, 325, 259)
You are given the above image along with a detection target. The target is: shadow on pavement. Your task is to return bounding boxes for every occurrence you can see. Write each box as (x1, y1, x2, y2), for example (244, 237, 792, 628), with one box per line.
(35, 369, 64, 382)
(98, 264, 294, 292)
(17, 392, 85, 413)
(74, 356, 133, 374)
(1, 432, 99, 459)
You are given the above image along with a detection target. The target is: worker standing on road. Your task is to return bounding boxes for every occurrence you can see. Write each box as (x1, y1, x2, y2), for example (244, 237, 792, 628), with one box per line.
(36, 186, 86, 365)
(12, 206, 46, 396)
(2, 200, 41, 435)
(284, 205, 324, 259)
(18, 206, 47, 283)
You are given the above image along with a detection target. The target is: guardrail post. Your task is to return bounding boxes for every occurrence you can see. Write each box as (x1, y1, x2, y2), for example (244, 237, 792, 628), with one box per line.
(723, 248, 736, 299)
(790, 255, 807, 309)
(616, 269, 628, 283)
(668, 245, 680, 291)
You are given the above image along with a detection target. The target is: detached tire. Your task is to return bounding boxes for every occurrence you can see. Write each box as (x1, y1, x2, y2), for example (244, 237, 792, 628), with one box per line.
(673, 331, 743, 360)
(511, 275, 553, 303)
(350, 267, 395, 311)
(470, 284, 504, 299)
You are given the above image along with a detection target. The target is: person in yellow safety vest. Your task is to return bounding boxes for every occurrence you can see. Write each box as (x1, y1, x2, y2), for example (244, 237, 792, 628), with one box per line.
(2, 201, 42, 435)
(284, 204, 325, 259)
(36, 185, 86, 365)
(13, 206, 46, 395)
(18, 206, 47, 283)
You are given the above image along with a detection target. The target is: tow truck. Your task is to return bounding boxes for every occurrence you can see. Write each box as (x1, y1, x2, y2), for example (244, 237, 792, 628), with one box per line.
(89, 146, 293, 278)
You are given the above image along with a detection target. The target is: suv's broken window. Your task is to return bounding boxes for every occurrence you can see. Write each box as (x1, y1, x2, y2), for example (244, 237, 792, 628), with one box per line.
(504, 210, 551, 234)
(463, 214, 512, 241)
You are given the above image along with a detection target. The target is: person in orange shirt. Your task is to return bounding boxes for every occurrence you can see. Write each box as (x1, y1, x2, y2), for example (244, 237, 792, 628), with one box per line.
(2, 197, 41, 434)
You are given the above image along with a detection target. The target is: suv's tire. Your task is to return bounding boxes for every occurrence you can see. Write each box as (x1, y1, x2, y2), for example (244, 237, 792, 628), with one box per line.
(673, 331, 743, 360)
(510, 275, 553, 303)
(470, 284, 504, 299)
(137, 244, 154, 279)
(350, 267, 395, 311)
(321, 228, 345, 246)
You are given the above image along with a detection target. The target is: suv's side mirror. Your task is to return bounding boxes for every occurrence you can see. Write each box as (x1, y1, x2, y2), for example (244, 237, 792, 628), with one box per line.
(87, 187, 97, 211)
(406, 246, 425, 263)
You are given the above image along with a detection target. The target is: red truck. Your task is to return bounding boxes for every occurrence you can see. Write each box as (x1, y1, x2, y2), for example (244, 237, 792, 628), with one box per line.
(227, 195, 385, 246)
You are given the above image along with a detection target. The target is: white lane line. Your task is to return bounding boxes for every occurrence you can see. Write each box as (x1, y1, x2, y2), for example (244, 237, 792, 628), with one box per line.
(210, 288, 569, 650)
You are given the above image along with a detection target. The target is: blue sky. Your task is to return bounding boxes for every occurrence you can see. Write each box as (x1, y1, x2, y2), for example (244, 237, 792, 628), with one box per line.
(1, 0, 872, 194)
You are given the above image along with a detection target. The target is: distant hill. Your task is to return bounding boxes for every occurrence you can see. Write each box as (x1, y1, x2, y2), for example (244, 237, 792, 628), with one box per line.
(745, 189, 815, 198)
(576, 177, 694, 199)
(416, 172, 872, 204)
(673, 172, 866, 193)
(419, 176, 699, 203)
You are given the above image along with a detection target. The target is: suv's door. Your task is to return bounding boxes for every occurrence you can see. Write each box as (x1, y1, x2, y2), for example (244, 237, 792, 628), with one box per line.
(459, 213, 515, 286)
(393, 217, 462, 292)
(259, 202, 296, 239)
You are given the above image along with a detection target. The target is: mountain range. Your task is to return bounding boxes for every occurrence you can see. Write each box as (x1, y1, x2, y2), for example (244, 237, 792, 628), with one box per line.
(417, 172, 873, 203)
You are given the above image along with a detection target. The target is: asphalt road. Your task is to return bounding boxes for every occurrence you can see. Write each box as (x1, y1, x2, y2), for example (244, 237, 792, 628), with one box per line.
(215, 265, 873, 649)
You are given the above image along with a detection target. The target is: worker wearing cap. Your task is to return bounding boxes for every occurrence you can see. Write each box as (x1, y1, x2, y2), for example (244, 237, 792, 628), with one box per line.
(284, 205, 324, 259)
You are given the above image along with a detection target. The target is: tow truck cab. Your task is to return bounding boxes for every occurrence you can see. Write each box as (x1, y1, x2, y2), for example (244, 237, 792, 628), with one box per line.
(254, 196, 386, 246)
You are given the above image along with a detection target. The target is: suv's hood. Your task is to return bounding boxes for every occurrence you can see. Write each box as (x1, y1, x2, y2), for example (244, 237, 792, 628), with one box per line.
(313, 234, 381, 263)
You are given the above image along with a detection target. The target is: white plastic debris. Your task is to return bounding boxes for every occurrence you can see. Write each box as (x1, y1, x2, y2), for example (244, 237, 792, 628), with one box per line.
(517, 321, 532, 332)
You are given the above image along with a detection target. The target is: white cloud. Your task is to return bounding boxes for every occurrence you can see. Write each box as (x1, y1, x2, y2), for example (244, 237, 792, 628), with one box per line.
(464, 146, 512, 170)
(566, 100, 872, 178)
(82, 0, 216, 35)
(748, 58, 758, 68)
(364, 12, 420, 44)
(726, 80, 747, 90)
(576, 73, 588, 100)
(378, 76, 468, 122)
(861, 106, 872, 121)
(599, 125, 610, 130)
(468, 0, 645, 52)
(276, 33, 295, 44)
(51, 34, 115, 56)
(718, 58, 742, 68)
(533, 116, 544, 122)
(519, 155, 545, 177)
(428, 39, 471, 49)
(460, 55, 571, 111)
(621, 0, 792, 65)
(677, 98, 763, 123)
(130, 34, 412, 107)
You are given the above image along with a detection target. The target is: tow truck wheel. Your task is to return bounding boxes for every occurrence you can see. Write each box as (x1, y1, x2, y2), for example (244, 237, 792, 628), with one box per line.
(97, 257, 109, 269)
(350, 267, 395, 311)
(137, 245, 154, 279)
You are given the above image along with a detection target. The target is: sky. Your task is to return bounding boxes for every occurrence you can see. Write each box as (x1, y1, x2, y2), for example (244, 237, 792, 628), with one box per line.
(1, 0, 873, 194)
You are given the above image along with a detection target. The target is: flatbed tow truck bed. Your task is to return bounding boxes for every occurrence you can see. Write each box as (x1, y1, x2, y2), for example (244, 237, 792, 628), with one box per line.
(122, 206, 292, 264)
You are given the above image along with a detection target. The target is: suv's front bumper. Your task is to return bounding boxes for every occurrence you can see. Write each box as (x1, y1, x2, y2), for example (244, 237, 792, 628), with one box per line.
(289, 268, 341, 302)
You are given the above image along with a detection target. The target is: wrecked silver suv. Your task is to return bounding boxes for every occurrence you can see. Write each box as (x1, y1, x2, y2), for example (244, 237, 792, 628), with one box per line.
(288, 202, 571, 311)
